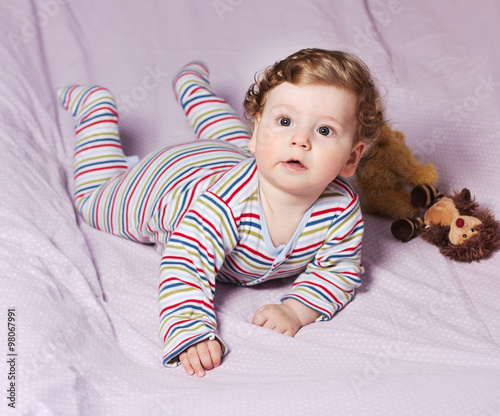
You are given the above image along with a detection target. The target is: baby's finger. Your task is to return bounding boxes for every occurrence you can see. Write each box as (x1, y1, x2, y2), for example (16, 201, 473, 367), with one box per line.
(207, 340, 222, 367)
(263, 320, 276, 331)
(195, 341, 215, 371)
(187, 346, 205, 378)
(252, 311, 268, 327)
(179, 352, 195, 376)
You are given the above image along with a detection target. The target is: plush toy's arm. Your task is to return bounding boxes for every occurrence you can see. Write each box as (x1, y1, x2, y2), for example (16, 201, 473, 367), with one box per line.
(385, 148, 438, 187)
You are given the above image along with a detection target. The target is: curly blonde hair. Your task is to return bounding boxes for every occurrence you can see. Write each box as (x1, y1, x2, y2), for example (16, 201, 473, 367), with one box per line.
(243, 48, 386, 145)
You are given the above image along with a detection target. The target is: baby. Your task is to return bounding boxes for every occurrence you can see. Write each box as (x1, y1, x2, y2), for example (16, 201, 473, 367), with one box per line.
(57, 48, 385, 377)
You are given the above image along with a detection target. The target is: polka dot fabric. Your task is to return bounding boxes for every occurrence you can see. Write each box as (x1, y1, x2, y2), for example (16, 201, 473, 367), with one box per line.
(1, 1, 499, 415)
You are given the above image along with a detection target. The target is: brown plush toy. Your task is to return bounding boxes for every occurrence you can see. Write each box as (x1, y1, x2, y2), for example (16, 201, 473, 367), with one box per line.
(391, 185, 500, 262)
(355, 125, 438, 219)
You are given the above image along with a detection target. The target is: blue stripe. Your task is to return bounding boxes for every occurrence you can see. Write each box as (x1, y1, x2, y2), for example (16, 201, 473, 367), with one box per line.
(75, 137, 121, 152)
(74, 159, 126, 175)
(194, 111, 235, 135)
(79, 111, 117, 125)
(219, 161, 254, 200)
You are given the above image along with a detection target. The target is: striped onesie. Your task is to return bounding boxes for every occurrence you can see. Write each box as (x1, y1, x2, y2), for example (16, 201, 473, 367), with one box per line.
(57, 62, 364, 367)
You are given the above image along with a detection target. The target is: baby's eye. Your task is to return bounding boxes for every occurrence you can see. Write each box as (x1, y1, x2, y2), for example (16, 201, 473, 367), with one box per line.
(317, 126, 335, 136)
(278, 117, 292, 127)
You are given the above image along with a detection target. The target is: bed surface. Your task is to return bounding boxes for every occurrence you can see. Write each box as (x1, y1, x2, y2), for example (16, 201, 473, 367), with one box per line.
(1, 1, 500, 415)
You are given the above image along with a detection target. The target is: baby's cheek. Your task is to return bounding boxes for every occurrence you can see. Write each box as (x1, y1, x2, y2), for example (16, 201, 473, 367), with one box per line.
(258, 126, 275, 143)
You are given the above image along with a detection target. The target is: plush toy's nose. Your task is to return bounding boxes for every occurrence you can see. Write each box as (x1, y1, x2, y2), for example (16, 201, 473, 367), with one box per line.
(456, 218, 465, 228)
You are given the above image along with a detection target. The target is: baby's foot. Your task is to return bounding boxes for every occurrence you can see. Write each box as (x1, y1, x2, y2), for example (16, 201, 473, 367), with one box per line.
(173, 61, 211, 103)
(57, 85, 117, 125)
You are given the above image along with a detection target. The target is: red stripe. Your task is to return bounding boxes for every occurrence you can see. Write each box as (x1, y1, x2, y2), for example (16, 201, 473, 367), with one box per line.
(80, 105, 118, 123)
(337, 240, 362, 254)
(225, 165, 256, 203)
(161, 298, 213, 318)
(225, 136, 250, 141)
(74, 164, 127, 180)
(75, 119, 118, 135)
(109, 171, 127, 236)
(164, 326, 214, 354)
(309, 271, 354, 294)
(173, 69, 207, 86)
(240, 212, 259, 220)
(188, 86, 205, 96)
(192, 210, 223, 241)
(224, 255, 262, 278)
(310, 206, 343, 218)
(292, 240, 323, 254)
(237, 243, 274, 262)
(185, 98, 226, 116)
(123, 150, 175, 239)
(64, 86, 78, 110)
(74, 143, 122, 157)
(197, 115, 241, 137)
(160, 276, 203, 292)
(333, 178, 354, 198)
(174, 232, 215, 263)
(284, 294, 330, 317)
(331, 218, 363, 242)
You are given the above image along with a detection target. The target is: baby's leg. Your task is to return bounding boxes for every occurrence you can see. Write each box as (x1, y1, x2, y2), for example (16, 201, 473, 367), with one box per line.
(58, 86, 128, 206)
(173, 62, 251, 151)
(58, 85, 132, 233)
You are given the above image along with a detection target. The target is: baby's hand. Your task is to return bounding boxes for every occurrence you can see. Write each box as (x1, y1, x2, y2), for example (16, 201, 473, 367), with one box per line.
(179, 339, 222, 378)
(252, 303, 303, 337)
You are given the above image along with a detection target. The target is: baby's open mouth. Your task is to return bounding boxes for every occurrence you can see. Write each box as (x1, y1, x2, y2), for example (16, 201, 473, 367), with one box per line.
(283, 159, 306, 170)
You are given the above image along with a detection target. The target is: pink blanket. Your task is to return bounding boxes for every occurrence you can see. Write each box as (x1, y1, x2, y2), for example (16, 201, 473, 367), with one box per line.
(1, 1, 499, 414)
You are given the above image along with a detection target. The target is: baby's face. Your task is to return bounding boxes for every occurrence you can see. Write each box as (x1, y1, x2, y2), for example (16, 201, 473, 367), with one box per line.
(248, 82, 365, 199)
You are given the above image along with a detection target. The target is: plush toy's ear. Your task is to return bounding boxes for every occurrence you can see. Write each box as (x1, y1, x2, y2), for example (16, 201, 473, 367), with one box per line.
(452, 188, 479, 215)
(459, 188, 471, 201)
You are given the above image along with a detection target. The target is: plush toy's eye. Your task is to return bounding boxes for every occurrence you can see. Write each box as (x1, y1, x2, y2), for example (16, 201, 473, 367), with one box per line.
(470, 228, 474, 232)
(463, 234, 467, 238)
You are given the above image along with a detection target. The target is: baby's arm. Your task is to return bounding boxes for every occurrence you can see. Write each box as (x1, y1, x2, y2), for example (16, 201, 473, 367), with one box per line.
(159, 192, 238, 372)
(252, 299, 320, 336)
(256, 192, 364, 336)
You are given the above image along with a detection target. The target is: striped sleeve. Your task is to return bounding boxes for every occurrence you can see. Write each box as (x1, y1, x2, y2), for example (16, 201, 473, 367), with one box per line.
(281, 194, 364, 320)
(158, 191, 238, 367)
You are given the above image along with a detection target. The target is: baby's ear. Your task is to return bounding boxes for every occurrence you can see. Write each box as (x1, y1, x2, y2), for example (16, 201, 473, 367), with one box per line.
(248, 115, 261, 153)
(248, 135, 256, 153)
(340, 141, 366, 177)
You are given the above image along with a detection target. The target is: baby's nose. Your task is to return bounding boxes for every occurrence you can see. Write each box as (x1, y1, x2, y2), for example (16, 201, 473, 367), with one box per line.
(290, 134, 311, 149)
